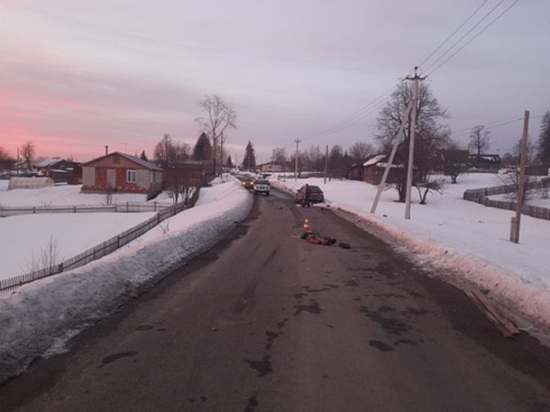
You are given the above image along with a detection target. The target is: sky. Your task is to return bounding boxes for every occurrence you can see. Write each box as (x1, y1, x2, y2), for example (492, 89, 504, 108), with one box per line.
(1, 0, 549, 164)
(1, 173, 550, 383)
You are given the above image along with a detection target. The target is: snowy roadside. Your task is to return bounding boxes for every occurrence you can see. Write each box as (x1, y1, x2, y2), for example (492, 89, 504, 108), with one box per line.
(271, 177, 550, 346)
(0, 178, 253, 384)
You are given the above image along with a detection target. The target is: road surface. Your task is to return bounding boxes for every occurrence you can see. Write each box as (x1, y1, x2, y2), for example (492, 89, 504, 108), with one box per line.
(1, 188, 550, 411)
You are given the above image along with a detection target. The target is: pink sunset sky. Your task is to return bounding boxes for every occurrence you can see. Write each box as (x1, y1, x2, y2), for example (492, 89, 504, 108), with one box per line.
(1, 0, 549, 164)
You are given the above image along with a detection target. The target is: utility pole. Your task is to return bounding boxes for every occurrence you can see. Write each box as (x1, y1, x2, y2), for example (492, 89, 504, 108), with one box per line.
(324, 145, 328, 184)
(294, 138, 301, 181)
(370, 101, 414, 214)
(510, 110, 530, 243)
(404, 67, 426, 220)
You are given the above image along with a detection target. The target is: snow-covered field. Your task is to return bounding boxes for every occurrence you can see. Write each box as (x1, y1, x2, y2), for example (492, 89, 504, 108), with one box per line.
(0, 172, 549, 384)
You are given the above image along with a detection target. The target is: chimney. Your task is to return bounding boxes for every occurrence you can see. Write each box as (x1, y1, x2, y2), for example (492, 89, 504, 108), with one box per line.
(105, 145, 109, 155)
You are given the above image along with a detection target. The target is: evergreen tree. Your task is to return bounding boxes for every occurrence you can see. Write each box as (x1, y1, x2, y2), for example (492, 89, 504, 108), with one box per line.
(193, 132, 212, 161)
(536, 110, 550, 165)
(140, 150, 148, 161)
(226, 155, 233, 168)
(241, 141, 256, 170)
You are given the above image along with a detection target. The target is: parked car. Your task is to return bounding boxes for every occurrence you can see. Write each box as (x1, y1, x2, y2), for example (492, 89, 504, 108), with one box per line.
(295, 184, 324, 206)
(253, 179, 270, 196)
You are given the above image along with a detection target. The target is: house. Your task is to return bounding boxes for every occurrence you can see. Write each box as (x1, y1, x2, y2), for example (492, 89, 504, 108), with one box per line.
(258, 162, 283, 173)
(35, 157, 79, 183)
(162, 161, 209, 189)
(81, 152, 163, 194)
(361, 154, 405, 185)
(468, 154, 501, 171)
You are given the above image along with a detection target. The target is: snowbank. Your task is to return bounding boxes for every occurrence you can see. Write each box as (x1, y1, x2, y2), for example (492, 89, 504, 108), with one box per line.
(0, 179, 253, 384)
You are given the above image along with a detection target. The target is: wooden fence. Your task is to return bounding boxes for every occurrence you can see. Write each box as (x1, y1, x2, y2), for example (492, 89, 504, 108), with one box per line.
(0, 201, 170, 217)
(463, 180, 550, 221)
(0, 190, 199, 292)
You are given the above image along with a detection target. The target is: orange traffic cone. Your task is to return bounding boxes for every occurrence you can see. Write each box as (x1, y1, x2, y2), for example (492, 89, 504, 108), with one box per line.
(303, 218, 310, 233)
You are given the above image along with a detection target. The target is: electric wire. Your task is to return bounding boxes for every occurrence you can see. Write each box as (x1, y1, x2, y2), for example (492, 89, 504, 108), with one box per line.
(422, 0, 508, 74)
(298, 83, 398, 141)
(427, 0, 520, 76)
(294, 0, 522, 147)
(417, 0, 490, 69)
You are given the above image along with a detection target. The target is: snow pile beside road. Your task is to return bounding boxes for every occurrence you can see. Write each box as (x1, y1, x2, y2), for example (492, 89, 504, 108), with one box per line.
(0, 179, 253, 384)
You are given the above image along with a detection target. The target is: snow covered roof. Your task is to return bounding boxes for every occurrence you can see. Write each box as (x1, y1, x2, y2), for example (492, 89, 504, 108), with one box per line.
(363, 154, 387, 167)
(82, 152, 162, 171)
(35, 158, 65, 168)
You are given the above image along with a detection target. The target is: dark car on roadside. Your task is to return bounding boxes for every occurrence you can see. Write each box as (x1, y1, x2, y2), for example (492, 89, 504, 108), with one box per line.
(240, 176, 254, 190)
(295, 184, 324, 206)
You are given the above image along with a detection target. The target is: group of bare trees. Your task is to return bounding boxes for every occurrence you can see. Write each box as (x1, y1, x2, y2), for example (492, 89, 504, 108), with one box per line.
(269, 141, 375, 179)
(151, 94, 236, 176)
(0, 141, 36, 173)
(195, 95, 237, 175)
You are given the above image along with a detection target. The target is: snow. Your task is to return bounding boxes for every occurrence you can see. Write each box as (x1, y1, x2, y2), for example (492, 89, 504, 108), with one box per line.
(1, 173, 549, 384)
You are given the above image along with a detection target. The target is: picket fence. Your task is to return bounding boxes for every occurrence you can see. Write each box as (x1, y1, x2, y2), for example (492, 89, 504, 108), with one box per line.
(463, 180, 550, 221)
(0, 194, 197, 292)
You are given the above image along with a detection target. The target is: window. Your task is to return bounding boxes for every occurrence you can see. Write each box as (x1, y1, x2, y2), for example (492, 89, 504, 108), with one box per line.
(127, 170, 136, 183)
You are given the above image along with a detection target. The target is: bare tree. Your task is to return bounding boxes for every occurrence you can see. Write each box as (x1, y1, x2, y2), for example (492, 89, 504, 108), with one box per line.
(349, 141, 374, 165)
(195, 95, 237, 175)
(468, 125, 491, 155)
(0, 146, 16, 171)
(307, 145, 324, 172)
(375, 81, 450, 201)
(153, 134, 190, 167)
(415, 175, 444, 204)
(271, 147, 287, 168)
(513, 137, 536, 166)
(329, 145, 346, 179)
(21, 141, 35, 170)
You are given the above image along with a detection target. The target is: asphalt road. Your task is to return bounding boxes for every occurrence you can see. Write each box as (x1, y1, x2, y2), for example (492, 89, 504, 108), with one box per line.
(1, 188, 550, 412)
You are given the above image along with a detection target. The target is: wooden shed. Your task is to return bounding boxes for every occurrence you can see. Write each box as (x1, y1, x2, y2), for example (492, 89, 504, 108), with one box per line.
(81, 152, 163, 194)
(162, 161, 208, 189)
(362, 154, 405, 185)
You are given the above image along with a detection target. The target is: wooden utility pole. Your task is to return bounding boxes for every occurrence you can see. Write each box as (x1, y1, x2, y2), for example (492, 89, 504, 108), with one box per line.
(294, 138, 301, 181)
(324, 145, 328, 184)
(405, 67, 425, 220)
(510, 110, 530, 243)
(370, 101, 414, 214)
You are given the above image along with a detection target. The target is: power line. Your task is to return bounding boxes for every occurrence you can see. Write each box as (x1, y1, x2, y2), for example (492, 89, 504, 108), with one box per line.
(299, 83, 399, 141)
(294, 1, 522, 146)
(452, 117, 523, 138)
(427, 0, 520, 76)
(418, 0, 490, 69)
(422, 0, 508, 74)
